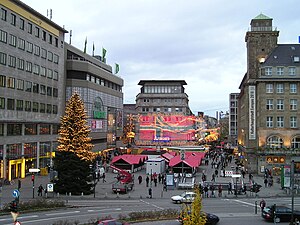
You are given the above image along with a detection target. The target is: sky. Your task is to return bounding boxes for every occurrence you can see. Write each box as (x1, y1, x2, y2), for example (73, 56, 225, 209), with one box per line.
(22, 0, 300, 117)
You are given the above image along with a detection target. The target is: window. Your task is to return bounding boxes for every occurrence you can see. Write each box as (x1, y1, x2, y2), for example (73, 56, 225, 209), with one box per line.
(9, 34, 17, 47)
(0, 52, 7, 65)
(34, 45, 40, 56)
(16, 100, 23, 111)
(0, 97, 5, 109)
(40, 66, 46, 77)
(290, 83, 297, 94)
(25, 101, 31, 111)
(276, 83, 284, 93)
(0, 75, 5, 87)
(11, 13, 16, 26)
(53, 54, 59, 64)
(53, 88, 58, 97)
(55, 37, 58, 47)
(18, 38, 25, 50)
(290, 116, 297, 128)
(47, 86, 52, 96)
(7, 98, 15, 110)
(40, 85, 46, 95)
(276, 67, 284, 75)
(1, 8, 7, 21)
(266, 99, 273, 110)
(53, 71, 58, 80)
(47, 69, 53, 79)
(290, 99, 297, 110)
(291, 136, 300, 149)
(53, 105, 58, 114)
(266, 116, 273, 128)
(288, 67, 296, 76)
(277, 99, 284, 110)
(7, 124, 22, 136)
(41, 48, 47, 59)
(19, 18, 24, 30)
(26, 41, 33, 53)
(7, 77, 15, 89)
(33, 64, 39, 75)
(276, 116, 284, 128)
(48, 34, 52, 44)
(35, 27, 39, 37)
(265, 67, 272, 76)
(0, 29, 7, 43)
(48, 51, 53, 61)
(25, 124, 37, 135)
(32, 102, 39, 112)
(8, 55, 16, 67)
(42, 30, 46, 41)
(33, 83, 39, 93)
(40, 103, 45, 113)
(17, 58, 24, 70)
(47, 104, 52, 113)
(25, 61, 32, 72)
(40, 124, 51, 134)
(16, 79, 24, 90)
(28, 22, 32, 34)
(267, 135, 283, 148)
(25, 81, 32, 92)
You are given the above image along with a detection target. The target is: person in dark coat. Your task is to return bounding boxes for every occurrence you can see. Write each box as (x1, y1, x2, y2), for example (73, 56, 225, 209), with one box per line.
(138, 175, 142, 184)
(146, 176, 150, 187)
(148, 187, 152, 198)
(38, 184, 44, 196)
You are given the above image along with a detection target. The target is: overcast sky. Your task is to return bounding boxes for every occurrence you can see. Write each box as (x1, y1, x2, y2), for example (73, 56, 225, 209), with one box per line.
(22, 0, 300, 117)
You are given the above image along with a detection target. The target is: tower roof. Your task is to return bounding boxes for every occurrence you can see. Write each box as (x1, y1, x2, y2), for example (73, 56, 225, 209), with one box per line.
(254, 13, 272, 20)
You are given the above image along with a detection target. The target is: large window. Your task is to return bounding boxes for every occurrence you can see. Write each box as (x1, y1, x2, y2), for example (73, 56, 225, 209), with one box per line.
(277, 99, 284, 110)
(290, 83, 297, 94)
(24, 142, 37, 157)
(276, 67, 284, 75)
(16, 100, 23, 111)
(288, 67, 296, 76)
(40, 124, 51, 135)
(0, 29, 7, 43)
(267, 135, 283, 148)
(25, 101, 31, 111)
(276, 83, 284, 93)
(32, 102, 39, 112)
(290, 116, 297, 128)
(7, 98, 15, 110)
(7, 123, 22, 136)
(17, 58, 24, 70)
(0, 75, 6, 87)
(266, 99, 273, 110)
(25, 81, 32, 92)
(8, 55, 16, 68)
(291, 136, 300, 149)
(9, 34, 16, 47)
(1, 8, 7, 21)
(18, 38, 25, 50)
(7, 77, 15, 89)
(276, 116, 284, 128)
(0, 97, 5, 109)
(265, 67, 272, 76)
(16, 79, 24, 90)
(290, 99, 297, 110)
(25, 124, 37, 135)
(266, 116, 273, 128)
(7, 143, 22, 159)
(40, 142, 51, 156)
(0, 52, 7, 65)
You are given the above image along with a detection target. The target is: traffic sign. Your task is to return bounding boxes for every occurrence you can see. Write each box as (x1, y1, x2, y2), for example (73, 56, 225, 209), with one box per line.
(12, 189, 20, 198)
(29, 168, 40, 173)
(47, 183, 54, 192)
(14, 221, 21, 225)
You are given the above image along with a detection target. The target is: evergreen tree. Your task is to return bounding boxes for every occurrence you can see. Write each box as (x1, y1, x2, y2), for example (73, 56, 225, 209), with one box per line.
(54, 93, 96, 195)
(182, 187, 207, 225)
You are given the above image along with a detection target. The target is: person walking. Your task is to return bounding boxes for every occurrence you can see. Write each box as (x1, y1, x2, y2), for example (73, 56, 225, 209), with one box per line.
(102, 172, 106, 183)
(260, 199, 266, 215)
(264, 178, 268, 187)
(204, 185, 209, 198)
(154, 177, 158, 187)
(148, 187, 152, 198)
(38, 184, 44, 197)
(218, 184, 222, 197)
(228, 182, 233, 194)
(146, 176, 150, 187)
(138, 175, 142, 184)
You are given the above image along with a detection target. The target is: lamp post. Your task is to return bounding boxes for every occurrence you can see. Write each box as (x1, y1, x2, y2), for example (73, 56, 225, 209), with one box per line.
(290, 160, 295, 225)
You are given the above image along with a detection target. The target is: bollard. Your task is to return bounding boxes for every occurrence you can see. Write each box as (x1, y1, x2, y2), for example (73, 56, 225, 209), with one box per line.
(255, 201, 257, 214)
(105, 192, 108, 198)
(81, 192, 83, 196)
(57, 193, 59, 198)
(69, 192, 71, 196)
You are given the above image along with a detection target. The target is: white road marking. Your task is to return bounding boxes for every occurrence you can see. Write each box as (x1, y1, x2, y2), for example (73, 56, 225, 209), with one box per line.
(45, 210, 80, 216)
(140, 199, 164, 210)
(87, 208, 121, 212)
(233, 199, 256, 207)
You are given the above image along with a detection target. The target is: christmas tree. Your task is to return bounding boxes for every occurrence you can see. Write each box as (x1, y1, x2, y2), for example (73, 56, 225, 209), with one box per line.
(54, 93, 96, 195)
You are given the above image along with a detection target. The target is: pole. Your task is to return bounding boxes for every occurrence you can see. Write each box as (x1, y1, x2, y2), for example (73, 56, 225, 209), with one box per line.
(290, 160, 295, 225)
(93, 175, 96, 198)
(235, 177, 238, 197)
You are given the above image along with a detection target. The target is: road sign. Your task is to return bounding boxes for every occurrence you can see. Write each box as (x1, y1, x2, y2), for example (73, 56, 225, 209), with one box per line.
(12, 189, 20, 198)
(225, 170, 233, 177)
(47, 183, 54, 192)
(29, 168, 40, 173)
(14, 221, 21, 225)
(180, 150, 185, 160)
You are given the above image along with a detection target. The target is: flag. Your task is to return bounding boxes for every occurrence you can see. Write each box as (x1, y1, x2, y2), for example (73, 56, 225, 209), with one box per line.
(92, 42, 95, 56)
(102, 47, 107, 62)
(115, 63, 120, 74)
(83, 37, 87, 53)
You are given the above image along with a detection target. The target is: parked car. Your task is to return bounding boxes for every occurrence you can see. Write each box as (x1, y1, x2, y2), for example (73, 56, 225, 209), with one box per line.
(98, 219, 130, 225)
(178, 211, 219, 225)
(262, 205, 300, 222)
(171, 191, 196, 204)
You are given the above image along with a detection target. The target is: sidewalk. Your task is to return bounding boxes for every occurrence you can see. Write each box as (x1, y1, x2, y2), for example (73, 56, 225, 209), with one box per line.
(0, 157, 291, 207)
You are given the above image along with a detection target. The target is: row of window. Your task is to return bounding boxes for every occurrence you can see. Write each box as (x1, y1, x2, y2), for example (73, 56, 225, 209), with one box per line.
(0, 75, 58, 96)
(267, 135, 300, 149)
(0, 8, 59, 47)
(85, 74, 122, 92)
(266, 99, 298, 110)
(0, 123, 59, 136)
(0, 97, 58, 114)
(262, 66, 298, 76)
(143, 85, 183, 94)
(266, 116, 298, 128)
(266, 83, 297, 94)
(0, 30, 59, 64)
(141, 98, 185, 103)
(142, 107, 184, 113)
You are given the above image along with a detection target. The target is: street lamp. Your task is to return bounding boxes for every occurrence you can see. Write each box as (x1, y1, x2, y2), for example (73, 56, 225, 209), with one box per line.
(232, 174, 241, 197)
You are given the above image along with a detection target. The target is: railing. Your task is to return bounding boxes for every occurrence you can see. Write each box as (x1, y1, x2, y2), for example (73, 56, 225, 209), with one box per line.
(257, 148, 300, 155)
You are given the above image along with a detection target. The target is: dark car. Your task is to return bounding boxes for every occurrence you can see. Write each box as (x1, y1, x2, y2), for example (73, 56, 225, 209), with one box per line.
(98, 219, 130, 225)
(262, 205, 300, 223)
(178, 211, 219, 225)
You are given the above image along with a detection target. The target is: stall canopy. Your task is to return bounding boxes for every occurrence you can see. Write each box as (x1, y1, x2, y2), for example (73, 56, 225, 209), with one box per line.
(169, 152, 205, 168)
(111, 154, 148, 172)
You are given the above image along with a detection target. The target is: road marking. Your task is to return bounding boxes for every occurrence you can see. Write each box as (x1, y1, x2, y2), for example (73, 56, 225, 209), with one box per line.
(233, 199, 256, 207)
(45, 210, 80, 216)
(88, 208, 121, 212)
(217, 212, 259, 218)
(140, 199, 164, 210)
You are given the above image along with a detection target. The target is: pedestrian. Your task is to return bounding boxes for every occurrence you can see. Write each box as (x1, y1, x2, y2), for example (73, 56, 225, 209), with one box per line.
(154, 177, 158, 187)
(148, 187, 152, 198)
(44, 187, 48, 198)
(102, 172, 106, 183)
(264, 178, 268, 187)
(295, 218, 300, 225)
(215, 169, 218, 177)
(260, 199, 266, 214)
(211, 174, 215, 182)
(204, 185, 209, 198)
(146, 176, 150, 187)
(158, 174, 162, 183)
(218, 184, 222, 197)
(38, 184, 44, 196)
(138, 175, 142, 184)
(210, 185, 215, 198)
(228, 182, 233, 194)
(241, 170, 246, 179)
(249, 173, 253, 181)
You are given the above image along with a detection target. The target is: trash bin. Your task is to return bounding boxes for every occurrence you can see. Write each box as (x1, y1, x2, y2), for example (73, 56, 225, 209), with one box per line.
(40, 168, 48, 176)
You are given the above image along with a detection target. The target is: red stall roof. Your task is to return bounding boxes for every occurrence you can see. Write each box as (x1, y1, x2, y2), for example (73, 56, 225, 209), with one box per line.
(169, 152, 205, 168)
(111, 154, 148, 165)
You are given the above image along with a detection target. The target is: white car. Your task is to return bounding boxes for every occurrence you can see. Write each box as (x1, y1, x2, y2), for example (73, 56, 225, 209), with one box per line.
(171, 191, 196, 204)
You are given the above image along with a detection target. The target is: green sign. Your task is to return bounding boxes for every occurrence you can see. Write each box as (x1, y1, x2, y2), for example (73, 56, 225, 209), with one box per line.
(93, 111, 106, 119)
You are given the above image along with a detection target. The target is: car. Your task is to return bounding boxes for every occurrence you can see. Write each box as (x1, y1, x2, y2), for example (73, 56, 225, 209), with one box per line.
(171, 191, 196, 204)
(262, 205, 300, 223)
(178, 211, 219, 225)
(98, 219, 130, 225)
